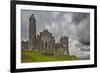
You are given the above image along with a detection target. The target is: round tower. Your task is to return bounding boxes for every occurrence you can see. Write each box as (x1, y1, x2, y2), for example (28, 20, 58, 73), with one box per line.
(29, 14, 36, 50)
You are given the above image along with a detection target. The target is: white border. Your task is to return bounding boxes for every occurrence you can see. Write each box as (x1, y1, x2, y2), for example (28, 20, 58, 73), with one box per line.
(16, 4, 94, 69)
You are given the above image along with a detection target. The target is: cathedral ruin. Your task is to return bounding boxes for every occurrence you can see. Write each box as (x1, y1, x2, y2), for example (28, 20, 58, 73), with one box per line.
(22, 14, 70, 55)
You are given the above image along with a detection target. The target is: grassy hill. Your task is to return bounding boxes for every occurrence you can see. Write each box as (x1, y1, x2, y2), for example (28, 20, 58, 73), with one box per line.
(21, 50, 80, 63)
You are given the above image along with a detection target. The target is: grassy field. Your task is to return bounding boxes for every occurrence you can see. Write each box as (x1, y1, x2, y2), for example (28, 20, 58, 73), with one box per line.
(21, 50, 80, 63)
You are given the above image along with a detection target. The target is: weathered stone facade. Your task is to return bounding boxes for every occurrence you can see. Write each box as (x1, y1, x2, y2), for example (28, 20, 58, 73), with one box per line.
(60, 37, 69, 55)
(25, 14, 70, 55)
(54, 37, 69, 55)
(36, 30, 55, 54)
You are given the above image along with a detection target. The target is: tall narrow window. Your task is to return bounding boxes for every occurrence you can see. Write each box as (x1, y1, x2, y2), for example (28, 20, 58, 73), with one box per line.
(45, 41, 47, 48)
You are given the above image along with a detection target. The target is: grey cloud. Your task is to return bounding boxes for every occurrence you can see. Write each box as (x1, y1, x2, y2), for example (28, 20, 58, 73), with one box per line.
(76, 16, 90, 45)
(72, 13, 90, 25)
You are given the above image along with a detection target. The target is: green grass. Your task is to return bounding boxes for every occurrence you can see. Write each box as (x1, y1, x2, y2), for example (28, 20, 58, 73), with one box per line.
(21, 50, 80, 63)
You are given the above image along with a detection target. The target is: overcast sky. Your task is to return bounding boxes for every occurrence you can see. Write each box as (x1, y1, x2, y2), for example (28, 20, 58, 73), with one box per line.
(21, 10, 90, 59)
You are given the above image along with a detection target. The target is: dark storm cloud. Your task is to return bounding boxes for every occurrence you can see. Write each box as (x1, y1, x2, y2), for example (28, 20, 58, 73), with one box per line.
(75, 15, 90, 45)
(72, 13, 90, 25)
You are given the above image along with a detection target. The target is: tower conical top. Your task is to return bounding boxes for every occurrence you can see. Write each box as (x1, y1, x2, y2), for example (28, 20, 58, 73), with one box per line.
(29, 13, 36, 22)
(30, 13, 35, 18)
(31, 13, 34, 16)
